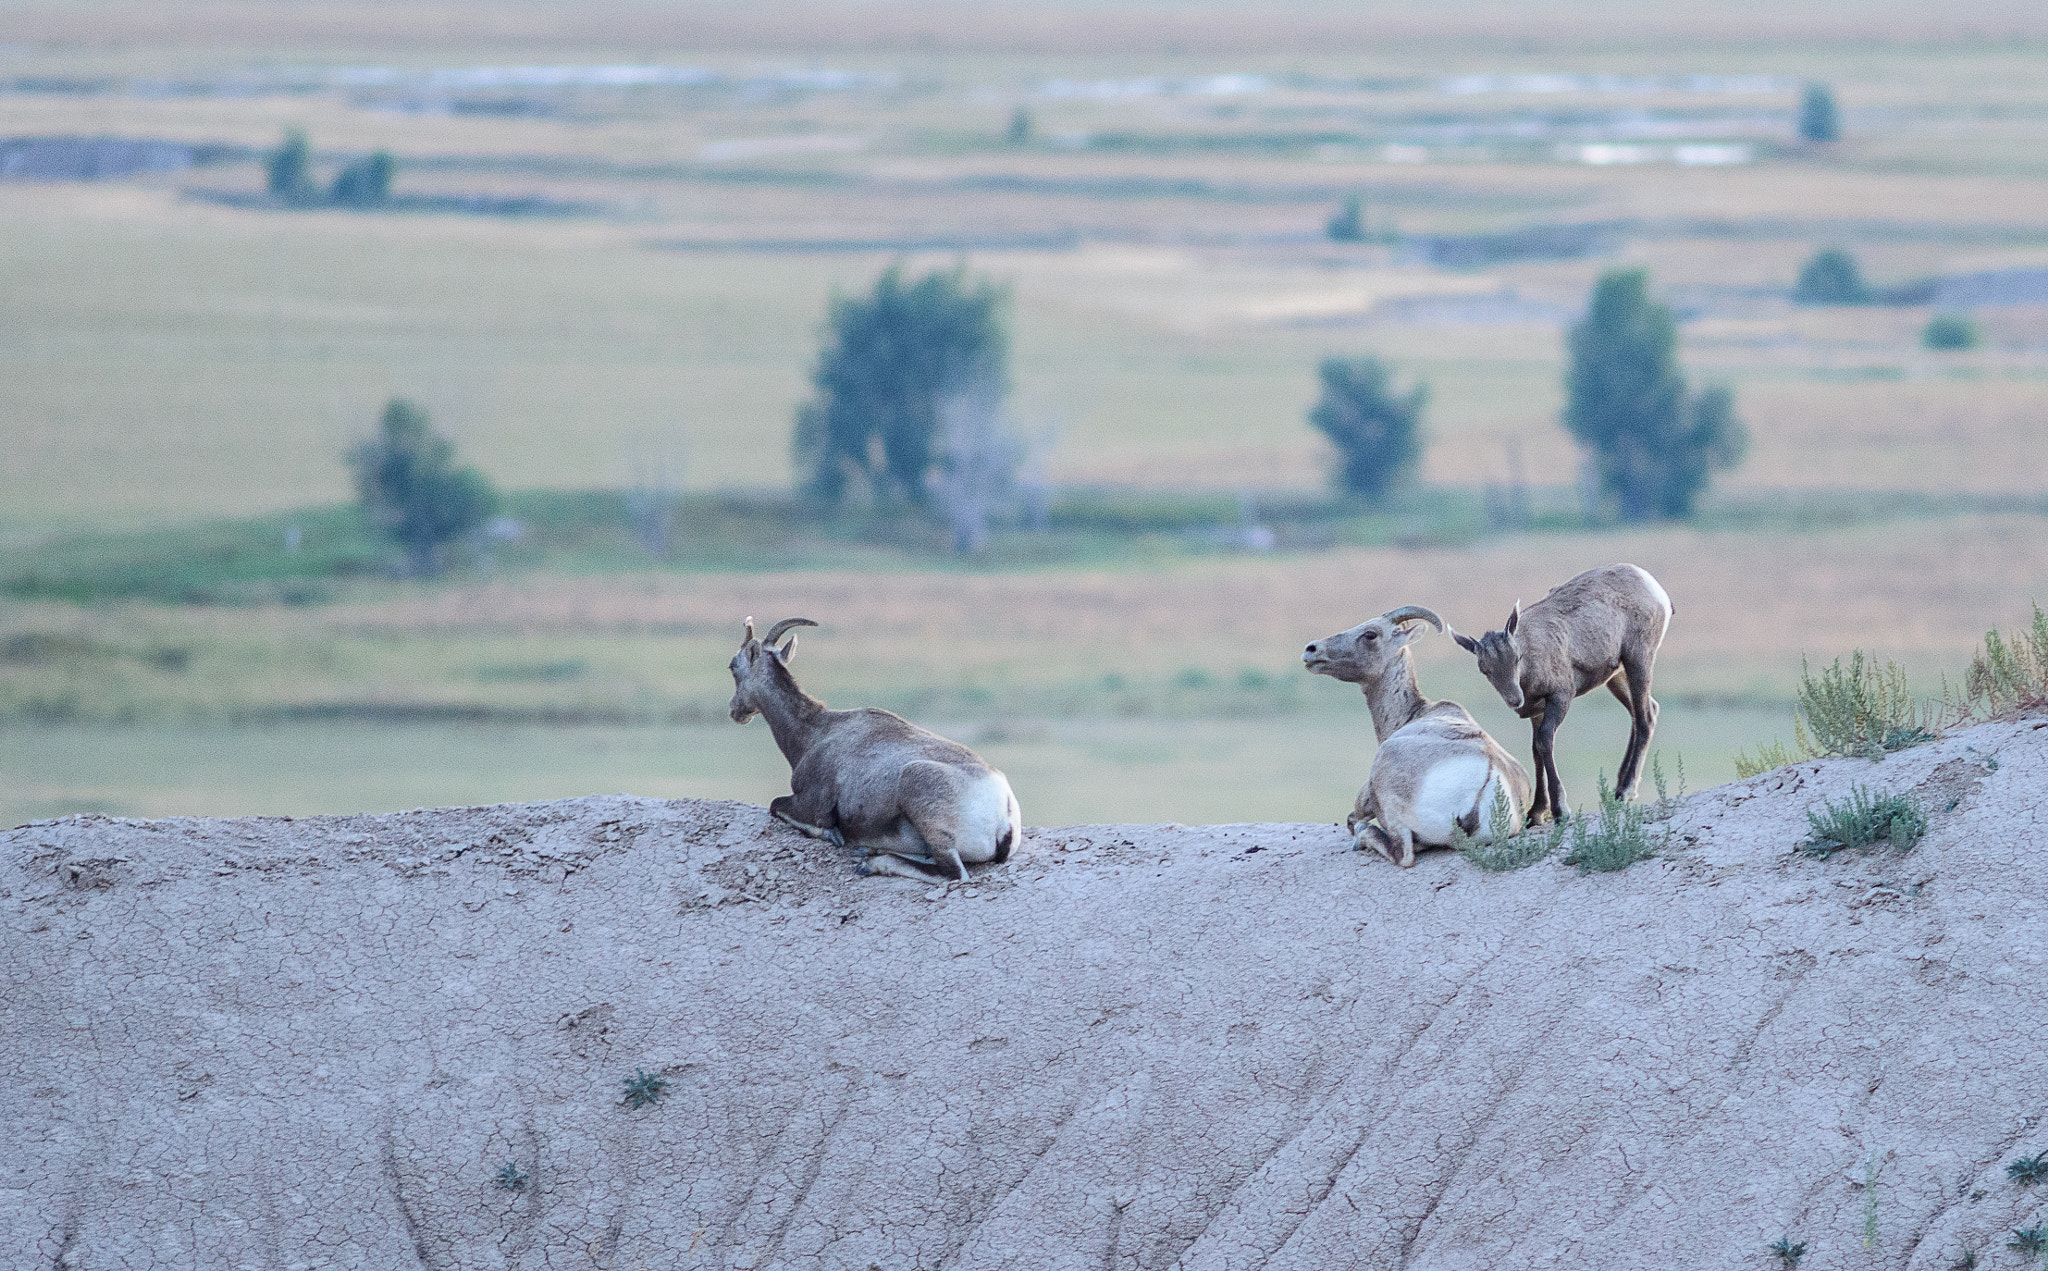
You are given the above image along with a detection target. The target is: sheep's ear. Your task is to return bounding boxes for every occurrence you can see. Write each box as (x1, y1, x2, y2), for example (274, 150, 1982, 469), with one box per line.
(1392, 622, 1426, 649)
(776, 635, 798, 662)
(1450, 627, 1480, 655)
(1504, 602, 1521, 636)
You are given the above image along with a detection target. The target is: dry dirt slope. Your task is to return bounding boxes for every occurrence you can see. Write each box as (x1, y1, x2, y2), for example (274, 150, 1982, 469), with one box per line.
(4, 719, 2047, 1270)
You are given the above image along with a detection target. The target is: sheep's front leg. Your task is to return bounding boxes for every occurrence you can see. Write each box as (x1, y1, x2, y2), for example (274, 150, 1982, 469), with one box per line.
(770, 795, 843, 847)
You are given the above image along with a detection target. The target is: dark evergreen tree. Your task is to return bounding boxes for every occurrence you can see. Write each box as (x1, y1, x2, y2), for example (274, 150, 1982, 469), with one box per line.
(1563, 269, 1747, 520)
(266, 128, 318, 203)
(793, 266, 1010, 504)
(348, 398, 500, 575)
(1307, 356, 1427, 498)
(1798, 83, 1841, 144)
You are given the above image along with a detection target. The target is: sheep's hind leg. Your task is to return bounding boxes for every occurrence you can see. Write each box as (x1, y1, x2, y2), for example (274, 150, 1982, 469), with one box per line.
(1611, 654, 1660, 799)
(1354, 822, 1401, 865)
(856, 851, 948, 882)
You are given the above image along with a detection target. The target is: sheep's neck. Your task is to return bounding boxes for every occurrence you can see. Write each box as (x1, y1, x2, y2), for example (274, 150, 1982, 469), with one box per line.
(1361, 656, 1432, 743)
(756, 680, 829, 768)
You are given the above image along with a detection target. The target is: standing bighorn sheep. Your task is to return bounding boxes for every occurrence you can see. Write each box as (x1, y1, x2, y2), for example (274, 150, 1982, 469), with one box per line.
(1449, 563, 1672, 821)
(1303, 605, 1532, 867)
(727, 617, 1023, 881)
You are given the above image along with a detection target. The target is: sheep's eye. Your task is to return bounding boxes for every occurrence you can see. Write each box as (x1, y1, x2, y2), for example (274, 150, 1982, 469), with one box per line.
(1363, 630, 1378, 641)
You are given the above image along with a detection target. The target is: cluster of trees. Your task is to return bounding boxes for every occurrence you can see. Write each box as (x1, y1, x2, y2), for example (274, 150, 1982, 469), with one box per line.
(1307, 268, 1746, 521)
(268, 128, 396, 208)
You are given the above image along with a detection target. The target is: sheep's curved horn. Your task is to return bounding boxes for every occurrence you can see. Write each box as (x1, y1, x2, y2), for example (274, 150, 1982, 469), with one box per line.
(764, 617, 819, 644)
(1380, 605, 1445, 632)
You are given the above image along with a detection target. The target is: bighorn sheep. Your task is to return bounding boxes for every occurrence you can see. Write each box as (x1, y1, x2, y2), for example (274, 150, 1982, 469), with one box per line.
(727, 617, 1023, 882)
(1303, 605, 1532, 867)
(1449, 563, 1672, 821)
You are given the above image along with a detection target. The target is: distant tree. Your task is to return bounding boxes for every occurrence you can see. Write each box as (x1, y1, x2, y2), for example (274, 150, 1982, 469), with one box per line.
(1564, 269, 1747, 521)
(348, 398, 500, 575)
(1793, 248, 1870, 305)
(266, 127, 318, 203)
(1006, 107, 1034, 146)
(793, 265, 1010, 504)
(1326, 195, 1366, 243)
(1922, 313, 1981, 350)
(1307, 355, 1427, 498)
(331, 152, 395, 206)
(1798, 83, 1841, 144)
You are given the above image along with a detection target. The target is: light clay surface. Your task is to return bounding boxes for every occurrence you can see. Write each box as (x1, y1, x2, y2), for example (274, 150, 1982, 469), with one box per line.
(6, 718, 2047, 1269)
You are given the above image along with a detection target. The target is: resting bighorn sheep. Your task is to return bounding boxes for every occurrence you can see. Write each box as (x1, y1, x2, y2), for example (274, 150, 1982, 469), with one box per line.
(727, 617, 1023, 882)
(1303, 605, 1531, 867)
(1449, 563, 1672, 821)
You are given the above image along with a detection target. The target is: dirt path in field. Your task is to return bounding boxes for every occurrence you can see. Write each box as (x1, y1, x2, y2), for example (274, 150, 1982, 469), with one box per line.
(6, 717, 2047, 1269)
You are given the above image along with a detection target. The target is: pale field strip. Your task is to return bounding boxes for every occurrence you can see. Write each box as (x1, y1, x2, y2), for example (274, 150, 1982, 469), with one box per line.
(7, 517, 2042, 724)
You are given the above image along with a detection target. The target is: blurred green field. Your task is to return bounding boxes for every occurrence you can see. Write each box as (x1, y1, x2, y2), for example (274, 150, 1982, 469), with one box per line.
(1, 703, 1781, 830)
(3, 1, 2047, 826)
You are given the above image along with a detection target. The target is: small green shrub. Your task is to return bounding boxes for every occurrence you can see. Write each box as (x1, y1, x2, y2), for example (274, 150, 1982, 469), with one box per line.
(331, 151, 394, 206)
(1454, 785, 1557, 872)
(621, 1068, 667, 1110)
(1326, 194, 1366, 243)
(1793, 248, 1870, 305)
(1923, 313, 1980, 351)
(1801, 785, 1927, 858)
(1799, 83, 1841, 143)
(1648, 750, 1687, 812)
(1794, 651, 1936, 760)
(2010, 1154, 2048, 1187)
(2007, 1225, 2046, 1255)
(266, 127, 318, 203)
(1561, 775, 1659, 874)
(494, 1160, 528, 1191)
(1769, 1236, 1806, 1267)
(1963, 603, 2048, 719)
(1733, 739, 1794, 779)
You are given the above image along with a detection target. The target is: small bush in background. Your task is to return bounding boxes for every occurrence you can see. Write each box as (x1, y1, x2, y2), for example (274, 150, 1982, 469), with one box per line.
(1795, 651, 1936, 759)
(1799, 83, 1841, 143)
(1307, 355, 1426, 499)
(1769, 1236, 1806, 1268)
(1923, 313, 1981, 351)
(347, 398, 500, 576)
(266, 127, 318, 204)
(331, 151, 395, 206)
(494, 1160, 528, 1191)
(1801, 784, 1926, 858)
(1561, 775, 1660, 873)
(1793, 248, 1870, 305)
(1006, 107, 1033, 145)
(2009, 1154, 2048, 1187)
(1326, 194, 1367, 243)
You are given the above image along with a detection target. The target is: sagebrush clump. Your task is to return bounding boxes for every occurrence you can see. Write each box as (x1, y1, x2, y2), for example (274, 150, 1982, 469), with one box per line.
(1801, 785, 1926, 858)
(1453, 786, 1555, 873)
(1733, 739, 1795, 779)
(1561, 775, 1660, 874)
(1964, 603, 2048, 719)
(621, 1068, 668, 1110)
(1795, 651, 1936, 760)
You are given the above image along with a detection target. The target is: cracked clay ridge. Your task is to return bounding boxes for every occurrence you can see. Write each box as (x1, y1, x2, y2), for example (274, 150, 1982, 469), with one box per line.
(4, 717, 2047, 1269)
